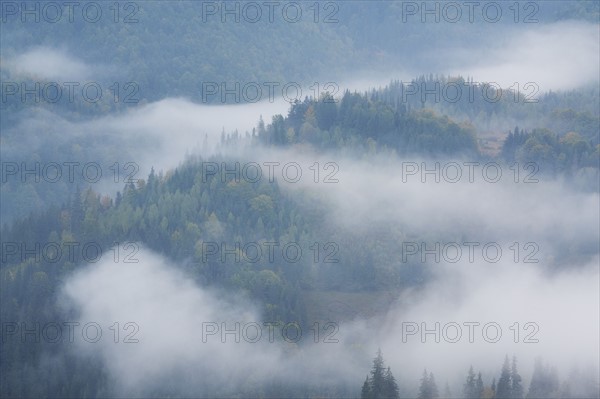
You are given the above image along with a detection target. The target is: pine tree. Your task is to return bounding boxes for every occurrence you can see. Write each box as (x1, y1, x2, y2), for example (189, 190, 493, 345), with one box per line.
(418, 369, 431, 399)
(429, 372, 439, 398)
(497, 356, 512, 399)
(476, 372, 484, 399)
(418, 370, 439, 399)
(511, 356, 523, 399)
(361, 375, 372, 399)
(464, 366, 477, 399)
(383, 366, 399, 399)
(526, 358, 545, 399)
(257, 115, 266, 137)
(361, 350, 399, 399)
(371, 349, 386, 398)
(115, 191, 122, 207)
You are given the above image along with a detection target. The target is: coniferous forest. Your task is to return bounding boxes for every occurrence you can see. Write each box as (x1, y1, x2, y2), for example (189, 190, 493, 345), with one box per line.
(1, 1, 599, 398)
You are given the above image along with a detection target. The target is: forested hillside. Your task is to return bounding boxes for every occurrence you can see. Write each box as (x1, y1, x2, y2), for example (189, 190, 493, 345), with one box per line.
(1, 1, 599, 398)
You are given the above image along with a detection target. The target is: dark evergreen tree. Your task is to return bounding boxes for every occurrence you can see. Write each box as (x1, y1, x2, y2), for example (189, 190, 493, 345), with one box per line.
(511, 356, 524, 399)
(383, 366, 400, 399)
(464, 366, 477, 399)
(371, 349, 386, 398)
(476, 372, 484, 399)
(361, 350, 399, 399)
(115, 190, 123, 207)
(497, 356, 512, 399)
(362, 375, 372, 399)
(257, 115, 266, 137)
(314, 92, 338, 131)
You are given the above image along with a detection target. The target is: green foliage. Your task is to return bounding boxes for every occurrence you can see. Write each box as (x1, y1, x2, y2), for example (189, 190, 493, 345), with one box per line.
(259, 89, 479, 157)
(502, 128, 600, 176)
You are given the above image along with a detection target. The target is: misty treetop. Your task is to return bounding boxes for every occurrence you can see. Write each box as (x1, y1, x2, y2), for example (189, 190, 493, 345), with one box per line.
(3, 75, 598, 224)
(357, 351, 597, 399)
(361, 349, 400, 399)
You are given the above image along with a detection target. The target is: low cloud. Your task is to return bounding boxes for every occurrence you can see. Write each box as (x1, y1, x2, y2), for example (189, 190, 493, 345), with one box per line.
(6, 46, 93, 82)
(450, 21, 600, 92)
(59, 247, 364, 397)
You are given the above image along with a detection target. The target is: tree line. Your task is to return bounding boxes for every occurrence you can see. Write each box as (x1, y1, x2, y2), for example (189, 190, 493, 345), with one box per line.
(361, 350, 598, 399)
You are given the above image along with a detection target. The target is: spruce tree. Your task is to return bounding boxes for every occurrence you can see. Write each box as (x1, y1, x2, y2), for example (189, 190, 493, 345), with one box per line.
(418, 369, 431, 399)
(526, 358, 545, 399)
(429, 372, 439, 398)
(464, 366, 477, 399)
(476, 372, 484, 399)
(361, 350, 399, 399)
(511, 356, 523, 399)
(497, 356, 512, 399)
(371, 349, 386, 398)
(362, 375, 372, 399)
(383, 366, 399, 399)
(418, 370, 439, 399)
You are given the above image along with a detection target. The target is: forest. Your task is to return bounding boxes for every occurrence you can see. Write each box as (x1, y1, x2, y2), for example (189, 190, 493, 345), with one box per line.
(1, 0, 599, 398)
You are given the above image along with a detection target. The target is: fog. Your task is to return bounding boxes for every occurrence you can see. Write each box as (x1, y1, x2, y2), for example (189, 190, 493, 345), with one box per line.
(53, 142, 599, 395)
(59, 248, 272, 394)
(6, 20, 598, 102)
(4, 15, 599, 397)
(1, 97, 289, 200)
(57, 231, 599, 396)
(378, 256, 600, 388)
(335, 20, 600, 95)
(218, 148, 600, 382)
(276, 154, 600, 260)
(5, 46, 93, 82)
(89, 97, 290, 175)
(59, 247, 366, 396)
(451, 21, 600, 91)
